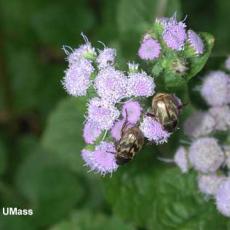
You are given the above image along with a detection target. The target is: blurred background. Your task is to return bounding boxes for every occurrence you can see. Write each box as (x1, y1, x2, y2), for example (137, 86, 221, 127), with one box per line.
(0, 0, 230, 229)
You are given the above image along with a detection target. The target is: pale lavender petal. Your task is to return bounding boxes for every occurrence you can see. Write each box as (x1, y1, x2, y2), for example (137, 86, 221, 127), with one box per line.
(188, 137, 224, 173)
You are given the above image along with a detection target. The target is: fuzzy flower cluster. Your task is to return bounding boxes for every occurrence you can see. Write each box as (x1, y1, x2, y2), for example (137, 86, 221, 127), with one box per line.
(201, 71, 230, 107)
(138, 16, 204, 62)
(184, 69, 230, 138)
(174, 59, 230, 217)
(174, 138, 230, 217)
(140, 116, 170, 144)
(62, 34, 182, 176)
(81, 142, 118, 175)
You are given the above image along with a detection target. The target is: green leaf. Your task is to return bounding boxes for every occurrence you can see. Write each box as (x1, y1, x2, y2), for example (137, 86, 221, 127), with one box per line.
(31, 0, 95, 46)
(50, 210, 135, 230)
(105, 150, 229, 230)
(41, 97, 86, 173)
(4, 43, 65, 115)
(117, 0, 181, 36)
(5, 47, 42, 112)
(0, 140, 7, 175)
(15, 147, 84, 226)
(0, 215, 35, 230)
(0, 0, 94, 46)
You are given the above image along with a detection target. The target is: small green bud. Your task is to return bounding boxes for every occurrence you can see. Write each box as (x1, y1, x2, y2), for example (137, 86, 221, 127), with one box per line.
(128, 62, 139, 73)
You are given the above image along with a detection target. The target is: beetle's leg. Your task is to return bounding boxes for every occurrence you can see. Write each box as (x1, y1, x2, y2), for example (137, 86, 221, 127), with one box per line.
(146, 112, 155, 118)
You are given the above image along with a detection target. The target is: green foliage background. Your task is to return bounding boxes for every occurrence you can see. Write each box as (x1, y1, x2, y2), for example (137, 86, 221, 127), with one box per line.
(0, 0, 230, 229)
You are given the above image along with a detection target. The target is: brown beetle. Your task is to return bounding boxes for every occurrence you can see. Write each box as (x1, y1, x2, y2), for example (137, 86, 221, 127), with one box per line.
(115, 122, 144, 165)
(147, 93, 183, 132)
(112, 109, 144, 165)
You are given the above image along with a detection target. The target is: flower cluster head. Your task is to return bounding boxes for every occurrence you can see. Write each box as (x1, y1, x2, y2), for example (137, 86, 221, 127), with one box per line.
(62, 33, 184, 176)
(140, 116, 170, 144)
(127, 71, 155, 97)
(183, 111, 216, 138)
(201, 71, 230, 106)
(216, 179, 230, 217)
(208, 106, 230, 131)
(111, 119, 126, 141)
(198, 174, 226, 196)
(122, 101, 142, 124)
(138, 34, 161, 60)
(137, 14, 205, 90)
(83, 120, 102, 144)
(174, 146, 190, 173)
(62, 35, 96, 96)
(87, 97, 120, 130)
(173, 59, 230, 218)
(81, 142, 118, 175)
(162, 16, 187, 51)
(188, 137, 224, 173)
(188, 30, 204, 55)
(63, 59, 94, 96)
(94, 66, 127, 104)
(67, 41, 96, 66)
(97, 47, 116, 69)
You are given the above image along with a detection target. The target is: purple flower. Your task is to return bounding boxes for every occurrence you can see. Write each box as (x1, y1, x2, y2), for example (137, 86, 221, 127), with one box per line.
(83, 120, 102, 144)
(122, 101, 142, 124)
(188, 30, 204, 55)
(94, 66, 127, 103)
(216, 178, 230, 217)
(110, 119, 134, 141)
(174, 146, 189, 173)
(208, 106, 230, 131)
(162, 17, 187, 51)
(198, 174, 225, 196)
(140, 116, 170, 144)
(201, 71, 230, 106)
(87, 97, 120, 130)
(127, 72, 155, 97)
(62, 59, 94, 96)
(138, 34, 161, 60)
(67, 43, 96, 66)
(111, 119, 125, 141)
(188, 137, 224, 173)
(91, 142, 118, 175)
(97, 48, 116, 69)
(81, 149, 94, 168)
(183, 111, 216, 138)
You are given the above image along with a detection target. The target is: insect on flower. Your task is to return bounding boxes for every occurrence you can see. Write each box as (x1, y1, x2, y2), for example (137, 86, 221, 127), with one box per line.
(110, 110, 145, 165)
(147, 93, 183, 132)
